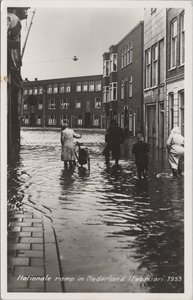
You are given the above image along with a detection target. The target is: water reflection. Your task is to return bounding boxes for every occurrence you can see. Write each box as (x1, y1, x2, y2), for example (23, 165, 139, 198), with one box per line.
(7, 130, 184, 293)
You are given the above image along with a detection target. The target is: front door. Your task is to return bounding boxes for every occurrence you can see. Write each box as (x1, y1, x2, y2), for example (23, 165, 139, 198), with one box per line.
(85, 112, 90, 128)
(30, 113, 36, 126)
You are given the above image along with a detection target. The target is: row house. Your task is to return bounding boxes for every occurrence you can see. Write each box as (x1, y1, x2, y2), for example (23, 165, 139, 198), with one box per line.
(166, 8, 185, 137)
(144, 8, 185, 148)
(144, 8, 167, 147)
(21, 75, 104, 128)
(102, 21, 144, 136)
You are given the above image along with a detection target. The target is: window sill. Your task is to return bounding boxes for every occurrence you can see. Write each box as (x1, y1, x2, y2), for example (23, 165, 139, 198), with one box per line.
(168, 67, 177, 72)
(179, 63, 185, 68)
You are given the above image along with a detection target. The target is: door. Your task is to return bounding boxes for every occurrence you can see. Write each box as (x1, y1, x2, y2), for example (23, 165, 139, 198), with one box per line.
(85, 112, 90, 128)
(30, 113, 36, 126)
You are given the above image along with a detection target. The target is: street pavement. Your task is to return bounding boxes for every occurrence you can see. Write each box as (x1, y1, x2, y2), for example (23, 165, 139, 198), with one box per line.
(8, 203, 63, 292)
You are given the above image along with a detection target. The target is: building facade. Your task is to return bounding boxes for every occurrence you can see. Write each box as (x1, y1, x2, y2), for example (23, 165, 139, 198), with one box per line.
(102, 21, 144, 136)
(144, 8, 167, 148)
(21, 75, 104, 128)
(7, 7, 29, 161)
(166, 8, 185, 137)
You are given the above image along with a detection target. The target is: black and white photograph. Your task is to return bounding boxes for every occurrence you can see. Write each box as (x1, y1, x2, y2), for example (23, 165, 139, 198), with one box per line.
(1, 0, 192, 299)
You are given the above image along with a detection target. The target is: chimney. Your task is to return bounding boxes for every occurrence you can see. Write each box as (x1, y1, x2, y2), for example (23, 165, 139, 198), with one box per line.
(25, 78, 28, 81)
(35, 78, 38, 81)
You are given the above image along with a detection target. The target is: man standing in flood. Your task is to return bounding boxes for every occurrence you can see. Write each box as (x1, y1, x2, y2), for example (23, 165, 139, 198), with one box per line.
(104, 120, 125, 166)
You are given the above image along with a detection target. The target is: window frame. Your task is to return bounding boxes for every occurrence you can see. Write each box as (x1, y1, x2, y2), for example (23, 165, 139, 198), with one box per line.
(170, 18, 178, 69)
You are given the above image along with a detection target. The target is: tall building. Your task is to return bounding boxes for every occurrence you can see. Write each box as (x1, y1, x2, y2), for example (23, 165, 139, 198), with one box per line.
(21, 75, 104, 128)
(166, 8, 185, 137)
(144, 8, 167, 148)
(102, 21, 144, 136)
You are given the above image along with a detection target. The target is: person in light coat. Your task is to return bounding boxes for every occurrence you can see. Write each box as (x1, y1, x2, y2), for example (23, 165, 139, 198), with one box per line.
(166, 127, 184, 177)
(61, 123, 81, 168)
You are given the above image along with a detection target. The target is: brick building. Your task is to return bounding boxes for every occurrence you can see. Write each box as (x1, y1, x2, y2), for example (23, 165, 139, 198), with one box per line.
(102, 21, 144, 136)
(21, 75, 104, 128)
(166, 8, 185, 136)
(144, 8, 167, 148)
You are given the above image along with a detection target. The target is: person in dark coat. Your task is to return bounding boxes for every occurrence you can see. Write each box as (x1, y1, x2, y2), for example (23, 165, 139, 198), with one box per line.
(104, 120, 125, 166)
(132, 133, 149, 179)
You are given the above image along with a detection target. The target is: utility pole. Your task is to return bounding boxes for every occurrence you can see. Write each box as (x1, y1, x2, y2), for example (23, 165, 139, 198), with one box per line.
(21, 9, 36, 59)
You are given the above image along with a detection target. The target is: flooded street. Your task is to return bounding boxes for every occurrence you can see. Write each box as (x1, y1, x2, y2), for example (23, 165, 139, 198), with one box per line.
(8, 129, 184, 293)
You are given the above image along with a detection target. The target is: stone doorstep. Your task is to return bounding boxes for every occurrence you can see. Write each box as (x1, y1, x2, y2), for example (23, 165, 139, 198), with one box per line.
(17, 250, 43, 258)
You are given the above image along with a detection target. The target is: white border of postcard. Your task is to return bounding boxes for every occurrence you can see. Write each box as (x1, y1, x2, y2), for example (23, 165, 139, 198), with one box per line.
(1, 0, 192, 300)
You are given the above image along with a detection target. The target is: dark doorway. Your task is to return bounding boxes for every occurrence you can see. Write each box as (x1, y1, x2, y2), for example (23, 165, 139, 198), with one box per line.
(30, 113, 36, 126)
(85, 112, 90, 128)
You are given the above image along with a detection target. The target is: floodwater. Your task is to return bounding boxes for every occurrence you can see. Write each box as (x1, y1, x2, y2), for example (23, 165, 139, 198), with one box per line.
(8, 129, 184, 293)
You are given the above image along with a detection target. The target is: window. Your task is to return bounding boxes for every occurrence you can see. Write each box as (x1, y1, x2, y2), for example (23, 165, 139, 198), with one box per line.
(38, 86, 43, 94)
(180, 12, 185, 64)
(37, 115, 42, 125)
(60, 99, 69, 109)
(93, 114, 99, 126)
(121, 49, 124, 69)
(60, 114, 68, 125)
(95, 80, 102, 91)
(77, 115, 82, 126)
(103, 86, 110, 103)
(38, 99, 43, 110)
(110, 53, 117, 72)
(129, 76, 133, 98)
(59, 83, 65, 93)
(82, 82, 88, 92)
(95, 98, 101, 108)
(152, 44, 158, 86)
(28, 87, 33, 95)
(168, 93, 174, 131)
(75, 99, 81, 109)
(48, 114, 56, 125)
(110, 82, 117, 101)
(47, 84, 52, 94)
(103, 60, 110, 77)
(159, 39, 164, 84)
(76, 82, 81, 92)
(60, 99, 68, 109)
(170, 19, 177, 68)
(179, 90, 184, 136)
(65, 83, 71, 93)
(126, 42, 133, 65)
(23, 88, 28, 95)
(124, 46, 127, 67)
(121, 81, 125, 100)
(53, 84, 58, 94)
(24, 100, 28, 110)
(89, 81, 94, 92)
(24, 115, 29, 125)
(33, 87, 38, 95)
(145, 49, 151, 88)
(48, 99, 56, 109)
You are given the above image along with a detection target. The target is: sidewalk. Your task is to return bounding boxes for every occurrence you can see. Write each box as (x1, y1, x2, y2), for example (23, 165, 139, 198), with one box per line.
(7, 204, 64, 292)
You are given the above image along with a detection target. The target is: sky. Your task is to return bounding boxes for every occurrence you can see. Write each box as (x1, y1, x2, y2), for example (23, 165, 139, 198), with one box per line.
(21, 6, 144, 81)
